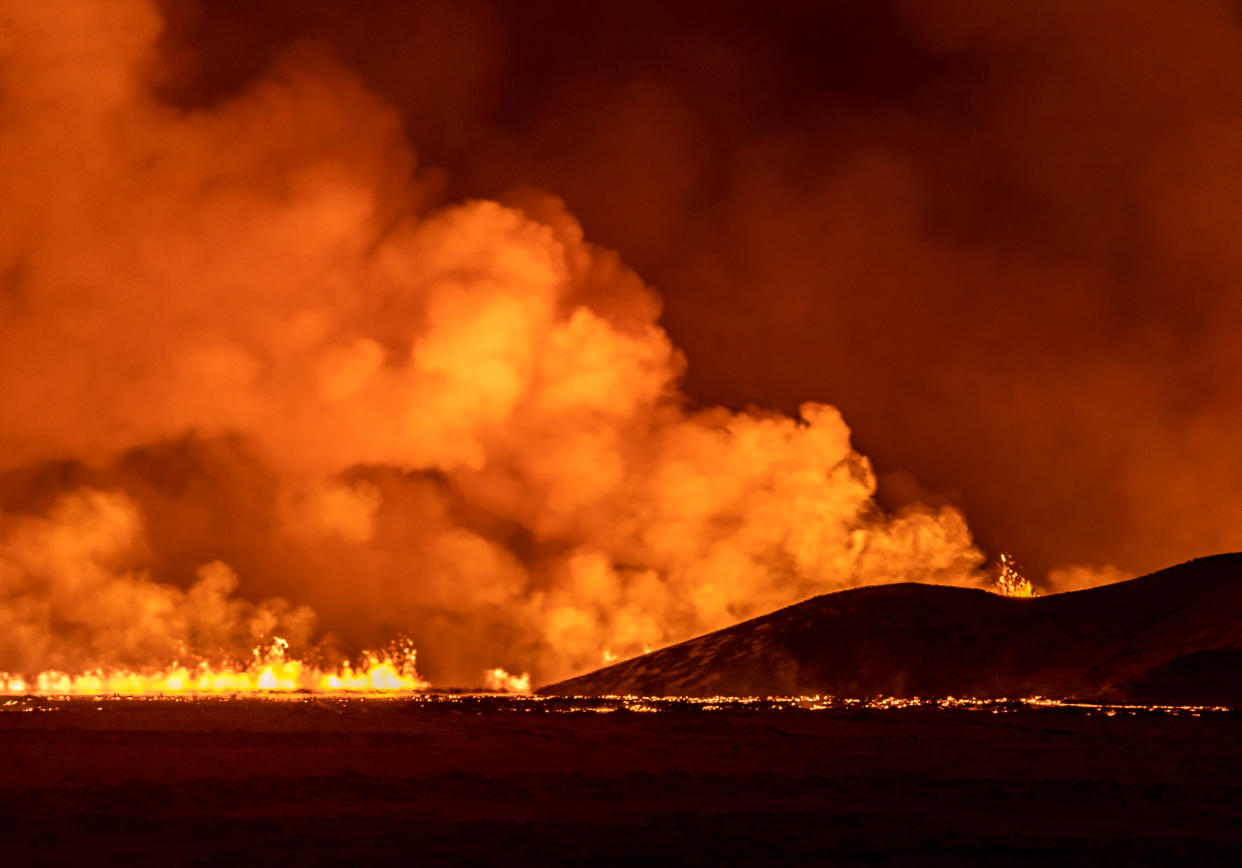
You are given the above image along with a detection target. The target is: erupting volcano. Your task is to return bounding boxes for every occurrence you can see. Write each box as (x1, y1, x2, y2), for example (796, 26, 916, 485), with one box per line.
(2, 0, 1240, 702)
(10, 2, 1242, 865)
(0, 0, 998, 693)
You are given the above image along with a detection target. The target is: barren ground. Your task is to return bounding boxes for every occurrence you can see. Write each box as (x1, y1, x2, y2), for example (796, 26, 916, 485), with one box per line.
(2, 697, 1241, 866)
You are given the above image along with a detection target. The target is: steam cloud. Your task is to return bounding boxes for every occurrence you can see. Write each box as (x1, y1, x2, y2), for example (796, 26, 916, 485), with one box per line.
(0, 0, 989, 685)
(181, 0, 1242, 586)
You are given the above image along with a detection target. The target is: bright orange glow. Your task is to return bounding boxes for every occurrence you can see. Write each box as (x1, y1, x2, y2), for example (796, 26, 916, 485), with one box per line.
(0, 0, 1031, 690)
(0, 636, 430, 697)
(483, 667, 532, 693)
(994, 552, 1036, 598)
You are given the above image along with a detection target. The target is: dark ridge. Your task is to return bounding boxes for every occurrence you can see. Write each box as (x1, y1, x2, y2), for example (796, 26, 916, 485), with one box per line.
(538, 553, 1242, 702)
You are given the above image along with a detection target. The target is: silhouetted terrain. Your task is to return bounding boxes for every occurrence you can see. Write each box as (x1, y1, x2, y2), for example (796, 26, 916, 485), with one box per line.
(541, 554, 1242, 702)
(3, 697, 1242, 866)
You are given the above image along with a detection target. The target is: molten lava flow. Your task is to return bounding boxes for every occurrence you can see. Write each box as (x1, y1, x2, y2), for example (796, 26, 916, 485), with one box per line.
(994, 553, 1036, 598)
(0, 636, 429, 696)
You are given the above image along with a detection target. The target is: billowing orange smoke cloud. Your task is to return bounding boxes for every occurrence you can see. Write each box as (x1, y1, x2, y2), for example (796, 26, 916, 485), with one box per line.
(0, 0, 984, 685)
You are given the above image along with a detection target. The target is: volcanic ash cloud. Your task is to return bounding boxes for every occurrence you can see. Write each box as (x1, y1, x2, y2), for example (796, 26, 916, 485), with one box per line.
(0, 0, 983, 685)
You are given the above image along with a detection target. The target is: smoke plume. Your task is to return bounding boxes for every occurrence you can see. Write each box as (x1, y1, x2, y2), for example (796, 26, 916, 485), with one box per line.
(1, 0, 990, 684)
(168, 0, 1242, 587)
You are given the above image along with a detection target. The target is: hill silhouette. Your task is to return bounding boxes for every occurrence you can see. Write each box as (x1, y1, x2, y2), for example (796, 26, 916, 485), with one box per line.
(539, 553, 1242, 702)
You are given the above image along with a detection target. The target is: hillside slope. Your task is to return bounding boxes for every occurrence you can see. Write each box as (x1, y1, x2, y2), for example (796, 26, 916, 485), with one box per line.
(538, 554, 1242, 702)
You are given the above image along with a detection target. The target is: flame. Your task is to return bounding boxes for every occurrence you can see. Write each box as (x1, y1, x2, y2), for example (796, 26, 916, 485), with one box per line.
(483, 668, 531, 693)
(0, 636, 429, 696)
(994, 553, 1036, 598)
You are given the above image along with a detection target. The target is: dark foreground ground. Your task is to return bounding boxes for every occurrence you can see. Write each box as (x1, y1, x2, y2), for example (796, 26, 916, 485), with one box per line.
(2, 696, 1241, 867)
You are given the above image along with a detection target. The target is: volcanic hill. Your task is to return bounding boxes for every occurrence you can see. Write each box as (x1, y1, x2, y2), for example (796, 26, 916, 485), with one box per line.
(539, 553, 1242, 703)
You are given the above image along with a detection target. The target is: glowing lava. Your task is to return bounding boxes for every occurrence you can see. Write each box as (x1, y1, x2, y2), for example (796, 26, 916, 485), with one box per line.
(994, 553, 1036, 598)
(0, 636, 430, 697)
